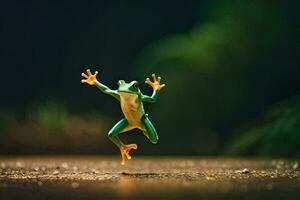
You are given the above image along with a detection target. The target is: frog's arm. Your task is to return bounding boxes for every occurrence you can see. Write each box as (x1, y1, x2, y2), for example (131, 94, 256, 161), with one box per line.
(94, 80, 120, 101)
(81, 69, 120, 101)
(142, 74, 165, 103)
(141, 90, 159, 103)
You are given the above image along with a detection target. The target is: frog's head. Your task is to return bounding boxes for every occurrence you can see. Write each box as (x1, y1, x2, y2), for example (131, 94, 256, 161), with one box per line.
(117, 80, 140, 95)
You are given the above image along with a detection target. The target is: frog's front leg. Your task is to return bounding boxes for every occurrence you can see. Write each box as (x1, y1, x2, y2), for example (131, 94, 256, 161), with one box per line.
(108, 118, 137, 165)
(142, 74, 166, 103)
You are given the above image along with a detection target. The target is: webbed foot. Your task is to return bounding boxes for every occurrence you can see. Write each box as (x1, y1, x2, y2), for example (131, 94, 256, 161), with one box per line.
(119, 144, 138, 165)
(145, 74, 166, 91)
(81, 69, 98, 85)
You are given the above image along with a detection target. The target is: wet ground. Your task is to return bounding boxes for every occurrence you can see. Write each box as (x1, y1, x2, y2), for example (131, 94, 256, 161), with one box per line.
(0, 156, 299, 200)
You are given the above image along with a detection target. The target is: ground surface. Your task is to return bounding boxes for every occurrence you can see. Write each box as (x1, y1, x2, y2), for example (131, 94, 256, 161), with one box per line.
(0, 156, 299, 200)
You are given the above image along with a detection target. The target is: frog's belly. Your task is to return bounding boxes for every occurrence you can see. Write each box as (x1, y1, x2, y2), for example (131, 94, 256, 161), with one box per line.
(119, 92, 145, 127)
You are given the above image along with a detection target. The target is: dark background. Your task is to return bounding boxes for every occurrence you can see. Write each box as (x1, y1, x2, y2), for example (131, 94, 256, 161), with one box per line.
(0, 0, 299, 157)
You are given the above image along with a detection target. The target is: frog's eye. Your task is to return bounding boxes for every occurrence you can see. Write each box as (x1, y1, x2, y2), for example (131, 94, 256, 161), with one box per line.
(133, 81, 139, 88)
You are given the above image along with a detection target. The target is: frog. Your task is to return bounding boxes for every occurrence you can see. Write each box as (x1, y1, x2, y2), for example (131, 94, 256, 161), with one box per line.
(81, 69, 165, 165)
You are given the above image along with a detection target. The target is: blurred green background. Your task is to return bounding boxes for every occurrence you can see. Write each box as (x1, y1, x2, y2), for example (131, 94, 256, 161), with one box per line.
(0, 0, 299, 157)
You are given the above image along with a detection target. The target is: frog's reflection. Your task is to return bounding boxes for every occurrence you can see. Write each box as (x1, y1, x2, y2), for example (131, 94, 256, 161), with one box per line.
(117, 172, 161, 198)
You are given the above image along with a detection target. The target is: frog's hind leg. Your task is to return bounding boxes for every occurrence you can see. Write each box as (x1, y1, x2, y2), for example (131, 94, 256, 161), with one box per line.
(141, 115, 159, 144)
(108, 118, 137, 165)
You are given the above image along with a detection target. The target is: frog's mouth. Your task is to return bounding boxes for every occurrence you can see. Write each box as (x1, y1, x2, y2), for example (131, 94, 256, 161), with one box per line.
(119, 91, 138, 100)
(118, 90, 136, 94)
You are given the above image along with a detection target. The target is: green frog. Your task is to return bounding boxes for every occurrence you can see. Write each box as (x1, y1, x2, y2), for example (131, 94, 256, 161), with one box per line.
(81, 69, 165, 165)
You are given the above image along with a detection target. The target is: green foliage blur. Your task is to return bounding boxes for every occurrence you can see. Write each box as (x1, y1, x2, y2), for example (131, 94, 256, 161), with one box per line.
(0, 100, 112, 154)
(34, 102, 67, 130)
(0, 1, 299, 157)
(227, 96, 300, 157)
(135, 1, 299, 157)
